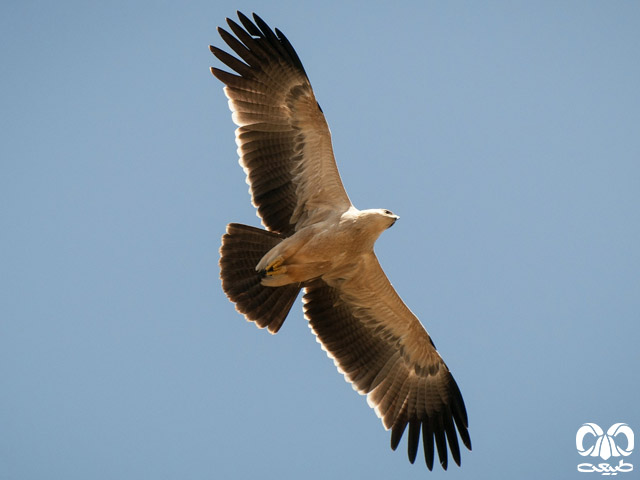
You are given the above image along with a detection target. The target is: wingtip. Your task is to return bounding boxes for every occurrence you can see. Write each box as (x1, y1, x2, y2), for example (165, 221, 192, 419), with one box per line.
(390, 421, 407, 451)
(236, 11, 250, 25)
(225, 17, 237, 31)
(210, 66, 223, 80)
(464, 433, 473, 451)
(251, 12, 264, 24)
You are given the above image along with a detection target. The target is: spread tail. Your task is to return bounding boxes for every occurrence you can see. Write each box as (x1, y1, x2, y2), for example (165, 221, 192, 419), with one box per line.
(219, 223, 301, 333)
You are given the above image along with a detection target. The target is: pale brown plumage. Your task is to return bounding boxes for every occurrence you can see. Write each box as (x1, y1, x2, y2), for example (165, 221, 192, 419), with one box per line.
(212, 12, 471, 469)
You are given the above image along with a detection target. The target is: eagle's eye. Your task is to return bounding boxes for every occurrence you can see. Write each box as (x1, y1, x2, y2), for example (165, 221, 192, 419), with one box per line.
(383, 209, 392, 215)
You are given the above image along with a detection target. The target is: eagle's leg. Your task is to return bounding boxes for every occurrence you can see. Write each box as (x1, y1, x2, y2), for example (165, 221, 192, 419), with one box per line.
(264, 256, 287, 276)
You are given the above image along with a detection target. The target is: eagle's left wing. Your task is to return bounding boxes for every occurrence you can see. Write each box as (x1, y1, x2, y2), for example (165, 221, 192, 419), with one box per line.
(303, 253, 471, 469)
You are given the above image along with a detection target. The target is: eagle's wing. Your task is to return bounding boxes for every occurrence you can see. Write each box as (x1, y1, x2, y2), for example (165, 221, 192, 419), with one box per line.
(303, 253, 472, 469)
(210, 12, 352, 235)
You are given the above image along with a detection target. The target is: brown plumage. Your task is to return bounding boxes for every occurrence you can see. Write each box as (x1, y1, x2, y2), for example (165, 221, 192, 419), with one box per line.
(219, 223, 300, 333)
(212, 11, 471, 469)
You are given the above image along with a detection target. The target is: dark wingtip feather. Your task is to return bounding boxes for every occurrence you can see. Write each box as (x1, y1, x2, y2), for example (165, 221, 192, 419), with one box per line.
(274, 26, 308, 77)
(238, 11, 260, 36)
(251, 12, 270, 35)
(444, 414, 461, 467)
(407, 420, 420, 464)
(434, 417, 448, 470)
(449, 374, 469, 427)
(210, 67, 240, 86)
(422, 421, 435, 471)
(390, 421, 407, 451)
(453, 411, 472, 451)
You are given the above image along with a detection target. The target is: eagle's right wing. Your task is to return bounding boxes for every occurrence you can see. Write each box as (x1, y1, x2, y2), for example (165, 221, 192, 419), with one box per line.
(210, 12, 352, 235)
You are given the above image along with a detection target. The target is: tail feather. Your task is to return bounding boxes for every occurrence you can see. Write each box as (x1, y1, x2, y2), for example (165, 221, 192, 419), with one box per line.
(219, 223, 301, 333)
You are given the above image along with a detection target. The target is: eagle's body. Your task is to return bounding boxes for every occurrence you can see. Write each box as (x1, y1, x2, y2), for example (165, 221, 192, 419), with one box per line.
(211, 12, 471, 470)
(258, 207, 398, 287)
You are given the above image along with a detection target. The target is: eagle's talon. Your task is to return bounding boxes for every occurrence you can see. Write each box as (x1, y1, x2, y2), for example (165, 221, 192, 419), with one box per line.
(265, 256, 286, 276)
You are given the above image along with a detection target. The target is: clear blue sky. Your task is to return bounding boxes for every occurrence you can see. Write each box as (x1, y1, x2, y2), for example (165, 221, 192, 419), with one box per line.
(1, 1, 639, 479)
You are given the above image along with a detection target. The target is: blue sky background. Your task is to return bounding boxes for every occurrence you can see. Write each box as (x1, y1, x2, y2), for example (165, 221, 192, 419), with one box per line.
(1, 1, 639, 479)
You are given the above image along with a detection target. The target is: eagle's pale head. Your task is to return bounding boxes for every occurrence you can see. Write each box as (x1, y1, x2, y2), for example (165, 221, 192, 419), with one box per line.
(358, 208, 399, 234)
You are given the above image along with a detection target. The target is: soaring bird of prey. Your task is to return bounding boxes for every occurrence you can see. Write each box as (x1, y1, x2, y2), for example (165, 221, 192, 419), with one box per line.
(211, 12, 471, 470)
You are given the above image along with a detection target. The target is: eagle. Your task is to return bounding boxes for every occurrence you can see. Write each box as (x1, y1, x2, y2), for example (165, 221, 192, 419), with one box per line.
(210, 12, 471, 470)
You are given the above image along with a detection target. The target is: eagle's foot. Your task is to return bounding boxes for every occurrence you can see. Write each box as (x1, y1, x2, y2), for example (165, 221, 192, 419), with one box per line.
(264, 256, 286, 276)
